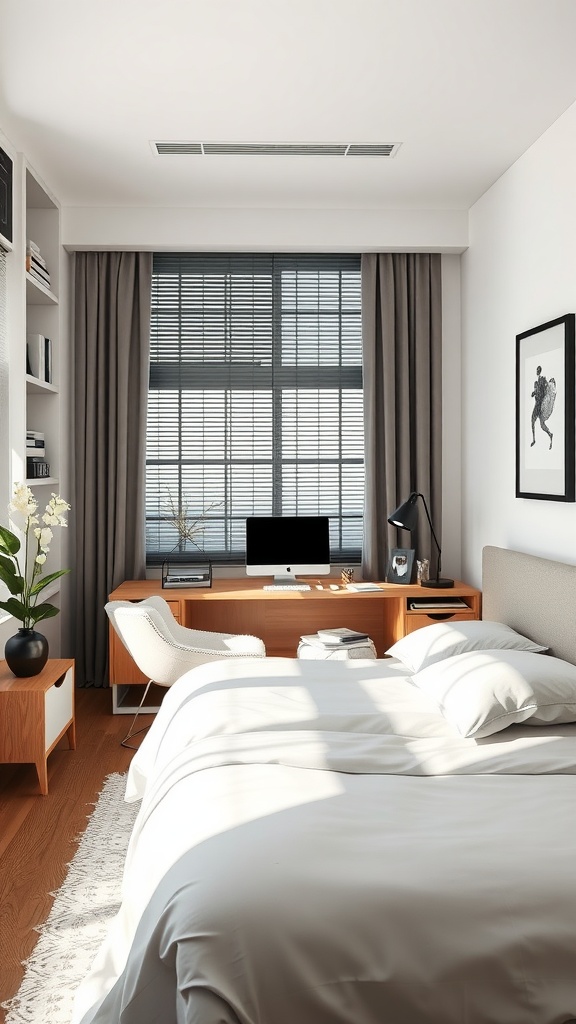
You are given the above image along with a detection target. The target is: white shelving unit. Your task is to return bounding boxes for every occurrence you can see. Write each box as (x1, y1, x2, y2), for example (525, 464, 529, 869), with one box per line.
(1, 141, 71, 657)
(22, 164, 65, 653)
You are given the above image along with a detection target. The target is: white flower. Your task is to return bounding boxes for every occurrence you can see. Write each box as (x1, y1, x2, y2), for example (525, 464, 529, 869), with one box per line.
(48, 494, 71, 514)
(0, 483, 72, 630)
(34, 526, 53, 550)
(10, 484, 37, 519)
(43, 494, 70, 527)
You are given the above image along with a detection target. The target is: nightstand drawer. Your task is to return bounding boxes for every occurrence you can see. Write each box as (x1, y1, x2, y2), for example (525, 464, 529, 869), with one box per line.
(45, 666, 74, 748)
(404, 610, 476, 634)
(0, 658, 75, 794)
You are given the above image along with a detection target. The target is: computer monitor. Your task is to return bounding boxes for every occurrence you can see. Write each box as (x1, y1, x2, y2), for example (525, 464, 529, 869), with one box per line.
(245, 515, 331, 585)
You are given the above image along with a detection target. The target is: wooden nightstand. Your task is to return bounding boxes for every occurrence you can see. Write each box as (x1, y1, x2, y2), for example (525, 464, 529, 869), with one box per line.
(0, 658, 75, 794)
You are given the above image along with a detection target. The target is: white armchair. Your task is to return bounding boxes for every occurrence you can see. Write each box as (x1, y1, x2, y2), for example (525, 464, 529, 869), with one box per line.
(105, 594, 266, 747)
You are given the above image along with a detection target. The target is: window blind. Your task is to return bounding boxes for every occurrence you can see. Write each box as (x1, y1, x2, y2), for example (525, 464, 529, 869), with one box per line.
(146, 253, 363, 565)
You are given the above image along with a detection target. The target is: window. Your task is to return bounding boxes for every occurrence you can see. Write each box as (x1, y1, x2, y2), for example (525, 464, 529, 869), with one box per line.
(146, 253, 363, 565)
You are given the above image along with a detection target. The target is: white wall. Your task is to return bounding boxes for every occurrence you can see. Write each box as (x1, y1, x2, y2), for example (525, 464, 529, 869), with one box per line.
(62, 206, 468, 255)
(461, 100, 576, 589)
(441, 254, 462, 580)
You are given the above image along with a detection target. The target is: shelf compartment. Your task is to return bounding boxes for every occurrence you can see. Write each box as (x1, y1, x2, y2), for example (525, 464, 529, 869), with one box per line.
(26, 374, 58, 395)
(25, 272, 58, 305)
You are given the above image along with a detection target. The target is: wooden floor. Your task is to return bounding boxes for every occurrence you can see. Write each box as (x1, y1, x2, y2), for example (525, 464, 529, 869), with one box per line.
(0, 688, 155, 1021)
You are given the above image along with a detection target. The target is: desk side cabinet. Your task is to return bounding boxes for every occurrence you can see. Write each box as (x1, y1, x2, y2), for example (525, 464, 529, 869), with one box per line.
(401, 593, 481, 635)
(0, 658, 75, 794)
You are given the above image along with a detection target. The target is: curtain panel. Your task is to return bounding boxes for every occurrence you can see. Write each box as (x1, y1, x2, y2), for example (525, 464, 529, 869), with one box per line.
(361, 253, 442, 580)
(73, 251, 152, 687)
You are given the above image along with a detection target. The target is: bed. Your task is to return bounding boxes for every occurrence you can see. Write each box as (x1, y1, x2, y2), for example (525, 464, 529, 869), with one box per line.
(73, 546, 576, 1024)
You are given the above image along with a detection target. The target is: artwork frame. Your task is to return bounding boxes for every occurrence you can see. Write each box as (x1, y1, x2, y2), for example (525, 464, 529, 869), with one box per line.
(386, 547, 416, 585)
(0, 145, 13, 245)
(516, 314, 575, 502)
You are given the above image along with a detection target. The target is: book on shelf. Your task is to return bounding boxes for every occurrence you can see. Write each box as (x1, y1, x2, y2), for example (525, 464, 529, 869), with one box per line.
(26, 456, 50, 478)
(26, 250, 48, 271)
(26, 445, 46, 457)
(28, 265, 51, 289)
(27, 238, 41, 254)
(315, 626, 370, 644)
(26, 243, 49, 275)
(27, 334, 52, 382)
(408, 598, 468, 610)
(26, 429, 45, 441)
(44, 335, 52, 382)
(300, 633, 371, 650)
(27, 334, 44, 379)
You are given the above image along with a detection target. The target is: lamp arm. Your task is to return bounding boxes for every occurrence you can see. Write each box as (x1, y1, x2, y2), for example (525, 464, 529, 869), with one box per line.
(416, 492, 442, 577)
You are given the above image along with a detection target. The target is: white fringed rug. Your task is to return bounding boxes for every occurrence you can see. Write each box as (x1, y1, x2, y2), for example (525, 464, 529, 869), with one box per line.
(2, 772, 138, 1024)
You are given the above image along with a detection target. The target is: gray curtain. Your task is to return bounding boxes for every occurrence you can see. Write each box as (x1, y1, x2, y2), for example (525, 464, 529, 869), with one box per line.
(73, 252, 152, 686)
(361, 253, 442, 580)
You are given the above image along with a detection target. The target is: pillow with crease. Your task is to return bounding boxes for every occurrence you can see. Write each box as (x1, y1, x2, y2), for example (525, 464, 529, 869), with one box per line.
(411, 648, 576, 738)
(386, 619, 547, 674)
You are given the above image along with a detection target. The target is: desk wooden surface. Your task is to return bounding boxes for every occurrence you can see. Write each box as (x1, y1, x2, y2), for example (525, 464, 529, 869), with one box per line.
(108, 577, 481, 682)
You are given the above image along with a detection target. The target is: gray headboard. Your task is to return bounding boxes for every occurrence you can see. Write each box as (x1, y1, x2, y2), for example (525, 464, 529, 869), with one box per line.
(482, 546, 576, 665)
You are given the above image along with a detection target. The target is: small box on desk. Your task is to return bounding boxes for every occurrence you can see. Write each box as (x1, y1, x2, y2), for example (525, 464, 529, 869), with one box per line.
(162, 561, 212, 589)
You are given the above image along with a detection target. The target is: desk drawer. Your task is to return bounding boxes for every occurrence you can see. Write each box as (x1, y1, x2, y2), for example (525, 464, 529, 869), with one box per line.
(404, 610, 476, 635)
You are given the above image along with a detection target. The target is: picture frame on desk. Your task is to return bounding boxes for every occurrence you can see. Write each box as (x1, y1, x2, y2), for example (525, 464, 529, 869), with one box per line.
(386, 548, 415, 585)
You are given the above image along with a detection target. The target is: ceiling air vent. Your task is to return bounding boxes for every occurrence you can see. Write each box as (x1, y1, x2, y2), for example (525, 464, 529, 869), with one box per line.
(346, 143, 397, 157)
(204, 143, 348, 156)
(152, 141, 400, 157)
(154, 142, 203, 155)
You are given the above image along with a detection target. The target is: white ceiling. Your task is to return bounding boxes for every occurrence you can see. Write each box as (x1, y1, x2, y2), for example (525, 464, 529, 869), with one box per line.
(2, 0, 576, 211)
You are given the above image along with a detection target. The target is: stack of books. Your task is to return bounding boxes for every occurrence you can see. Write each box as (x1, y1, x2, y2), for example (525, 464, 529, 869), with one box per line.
(299, 626, 370, 651)
(26, 430, 49, 478)
(26, 239, 51, 291)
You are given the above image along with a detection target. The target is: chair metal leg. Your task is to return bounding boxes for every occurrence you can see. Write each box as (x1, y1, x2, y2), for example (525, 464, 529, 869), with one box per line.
(121, 679, 154, 749)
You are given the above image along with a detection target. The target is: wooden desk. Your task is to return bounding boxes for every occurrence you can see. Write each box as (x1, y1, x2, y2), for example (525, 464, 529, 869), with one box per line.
(0, 659, 75, 794)
(108, 578, 481, 689)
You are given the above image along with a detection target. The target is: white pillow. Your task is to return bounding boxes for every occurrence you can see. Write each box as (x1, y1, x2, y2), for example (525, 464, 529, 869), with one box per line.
(411, 649, 576, 738)
(386, 619, 548, 673)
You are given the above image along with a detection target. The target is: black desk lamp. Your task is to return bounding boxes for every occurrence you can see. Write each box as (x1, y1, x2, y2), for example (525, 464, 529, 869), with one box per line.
(387, 491, 454, 589)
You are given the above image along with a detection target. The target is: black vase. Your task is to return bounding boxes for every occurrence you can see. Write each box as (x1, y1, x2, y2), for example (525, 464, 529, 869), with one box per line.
(5, 628, 49, 677)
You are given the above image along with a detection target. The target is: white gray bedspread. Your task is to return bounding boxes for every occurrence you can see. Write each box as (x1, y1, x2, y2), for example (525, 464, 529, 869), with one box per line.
(74, 658, 576, 1024)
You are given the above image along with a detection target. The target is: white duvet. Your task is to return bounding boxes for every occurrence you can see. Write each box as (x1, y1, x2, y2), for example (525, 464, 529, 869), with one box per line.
(75, 658, 576, 1024)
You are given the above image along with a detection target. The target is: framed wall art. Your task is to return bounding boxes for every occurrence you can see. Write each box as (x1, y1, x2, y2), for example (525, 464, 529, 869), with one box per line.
(516, 313, 575, 501)
(0, 145, 13, 246)
(386, 547, 415, 584)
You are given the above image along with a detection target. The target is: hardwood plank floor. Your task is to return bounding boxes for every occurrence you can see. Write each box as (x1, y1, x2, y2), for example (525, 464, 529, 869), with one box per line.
(0, 687, 155, 1021)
